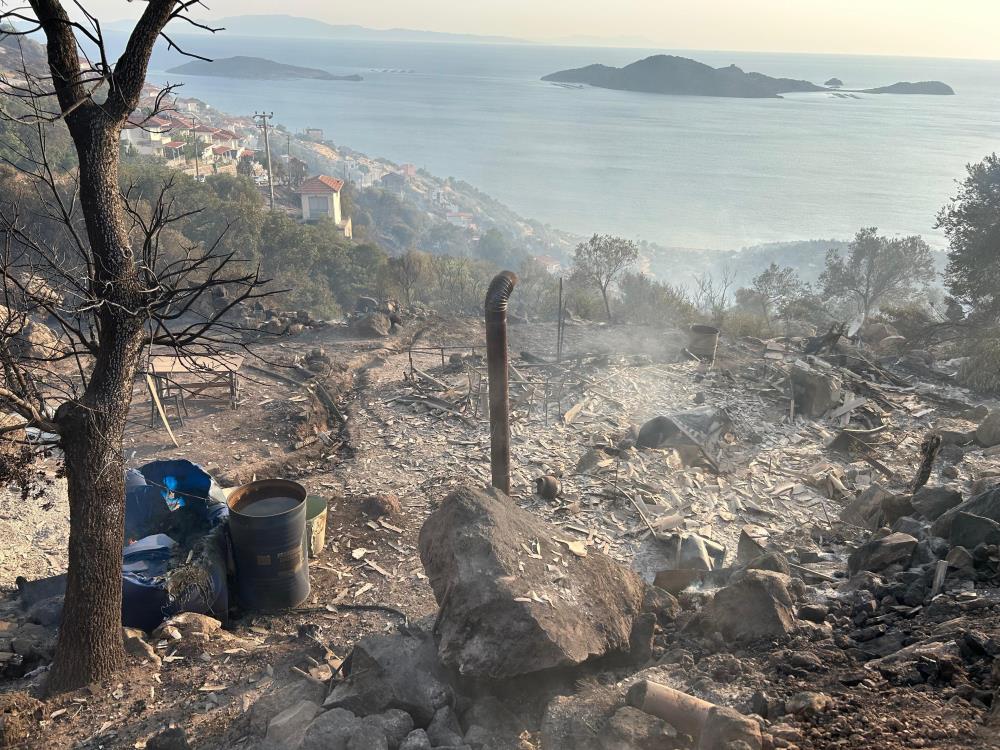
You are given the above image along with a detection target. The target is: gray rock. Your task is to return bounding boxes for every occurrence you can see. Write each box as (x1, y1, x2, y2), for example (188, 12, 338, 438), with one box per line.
(946, 546, 975, 576)
(427, 706, 464, 747)
(932, 487, 1000, 538)
(796, 604, 828, 623)
(881, 494, 915, 526)
(363, 710, 415, 750)
(840, 484, 892, 530)
(949, 511, 1000, 550)
(301, 708, 381, 750)
(600, 705, 672, 750)
(324, 630, 453, 726)
(976, 411, 1000, 447)
(847, 532, 917, 575)
(699, 706, 762, 750)
(354, 312, 392, 338)
(911, 486, 962, 521)
(784, 692, 832, 717)
(266, 700, 321, 748)
(540, 686, 619, 750)
(347, 725, 389, 750)
(399, 729, 433, 750)
(790, 361, 842, 417)
(911, 537, 948, 566)
(462, 696, 523, 750)
(25, 596, 63, 627)
(746, 552, 790, 576)
(418, 485, 646, 679)
(708, 570, 797, 641)
(891, 516, 928, 540)
(641, 586, 681, 627)
(251, 680, 327, 734)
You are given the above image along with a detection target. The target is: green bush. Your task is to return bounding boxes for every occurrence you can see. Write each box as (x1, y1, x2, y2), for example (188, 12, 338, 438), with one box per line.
(957, 331, 1000, 394)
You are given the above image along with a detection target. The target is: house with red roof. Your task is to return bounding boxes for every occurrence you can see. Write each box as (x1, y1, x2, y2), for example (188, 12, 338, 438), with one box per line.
(298, 175, 352, 238)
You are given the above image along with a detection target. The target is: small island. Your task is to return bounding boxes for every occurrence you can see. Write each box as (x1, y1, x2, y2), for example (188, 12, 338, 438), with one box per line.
(167, 56, 363, 81)
(543, 55, 954, 98)
(862, 81, 955, 95)
(541, 55, 823, 98)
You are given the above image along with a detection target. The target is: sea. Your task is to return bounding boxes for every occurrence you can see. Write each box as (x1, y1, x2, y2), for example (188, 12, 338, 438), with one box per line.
(140, 35, 1000, 251)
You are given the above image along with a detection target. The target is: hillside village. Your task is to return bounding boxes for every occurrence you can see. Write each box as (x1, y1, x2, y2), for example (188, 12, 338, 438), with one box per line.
(116, 84, 576, 264)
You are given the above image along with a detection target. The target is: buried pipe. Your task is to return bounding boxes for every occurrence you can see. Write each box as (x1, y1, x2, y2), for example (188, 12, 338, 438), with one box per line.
(626, 680, 715, 737)
(485, 271, 518, 494)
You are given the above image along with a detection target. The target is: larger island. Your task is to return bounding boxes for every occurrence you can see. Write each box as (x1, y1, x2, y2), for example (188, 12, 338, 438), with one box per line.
(542, 55, 954, 98)
(167, 56, 362, 81)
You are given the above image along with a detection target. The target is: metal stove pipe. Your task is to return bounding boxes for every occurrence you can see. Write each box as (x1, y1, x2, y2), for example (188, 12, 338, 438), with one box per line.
(485, 271, 518, 494)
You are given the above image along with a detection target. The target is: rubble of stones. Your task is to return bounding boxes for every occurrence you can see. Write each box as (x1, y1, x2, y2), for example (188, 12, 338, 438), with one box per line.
(4, 324, 1000, 750)
(224, 332, 1000, 750)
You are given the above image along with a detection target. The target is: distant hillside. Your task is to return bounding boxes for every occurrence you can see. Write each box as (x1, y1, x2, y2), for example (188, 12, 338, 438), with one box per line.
(543, 55, 825, 98)
(0, 24, 47, 74)
(109, 14, 530, 45)
(861, 81, 955, 95)
(167, 56, 362, 81)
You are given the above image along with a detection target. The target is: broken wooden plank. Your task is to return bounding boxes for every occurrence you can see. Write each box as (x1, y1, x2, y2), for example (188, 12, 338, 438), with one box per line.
(146, 375, 179, 448)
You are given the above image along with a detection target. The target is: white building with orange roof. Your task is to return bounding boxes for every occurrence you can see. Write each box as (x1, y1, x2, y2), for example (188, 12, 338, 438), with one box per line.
(298, 175, 352, 238)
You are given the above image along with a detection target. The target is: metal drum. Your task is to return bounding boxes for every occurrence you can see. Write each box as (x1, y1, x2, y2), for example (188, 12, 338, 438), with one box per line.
(227, 479, 310, 610)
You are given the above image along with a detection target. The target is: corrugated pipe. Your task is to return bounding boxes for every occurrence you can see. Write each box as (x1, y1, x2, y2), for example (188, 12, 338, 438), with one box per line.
(485, 271, 518, 494)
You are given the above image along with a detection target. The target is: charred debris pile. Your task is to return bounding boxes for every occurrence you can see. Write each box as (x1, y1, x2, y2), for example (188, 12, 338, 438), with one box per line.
(3, 305, 1000, 749)
(232, 316, 999, 749)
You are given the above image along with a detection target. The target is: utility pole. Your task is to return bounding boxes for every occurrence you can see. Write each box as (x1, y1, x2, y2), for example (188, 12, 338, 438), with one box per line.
(254, 111, 275, 211)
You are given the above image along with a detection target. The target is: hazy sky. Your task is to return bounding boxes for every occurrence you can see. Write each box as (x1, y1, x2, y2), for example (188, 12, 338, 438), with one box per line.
(82, 0, 1000, 59)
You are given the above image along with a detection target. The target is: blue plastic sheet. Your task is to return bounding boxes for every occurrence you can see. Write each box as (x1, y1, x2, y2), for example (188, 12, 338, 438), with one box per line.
(122, 460, 230, 631)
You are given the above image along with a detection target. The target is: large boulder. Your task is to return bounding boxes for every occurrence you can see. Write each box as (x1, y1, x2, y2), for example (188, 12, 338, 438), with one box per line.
(706, 570, 797, 642)
(301, 708, 387, 750)
(931, 487, 1000, 538)
(911, 486, 962, 521)
(949, 512, 1000, 550)
(840, 484, 892, 529)
(977, 411, 1000, 448)
(2, 310, 62, 360)
(418, 485, 646, 679)
(847, 532, 917, 575)
(251, 679, 328, 734)
(324, 630, 453, 726)
(354, 312, 391, 338)
(790, 361, 842, 417)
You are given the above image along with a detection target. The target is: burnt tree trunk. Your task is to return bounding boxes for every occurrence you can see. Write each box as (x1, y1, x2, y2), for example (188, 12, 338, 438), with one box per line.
(46, 122, 145, 692)
(25, 0, 181, 692)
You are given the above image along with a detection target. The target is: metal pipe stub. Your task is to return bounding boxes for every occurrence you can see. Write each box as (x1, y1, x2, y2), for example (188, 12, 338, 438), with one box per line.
(485, 271, 518, 494)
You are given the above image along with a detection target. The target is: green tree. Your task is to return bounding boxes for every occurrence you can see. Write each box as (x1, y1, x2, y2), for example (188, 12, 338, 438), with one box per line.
(936, 153, 1000, 319)
(572, 234, 639, 322)
(517, 257, 560, 321)
(618, 272, 695, 326)
(820, 228, 936, 326)
(389, 249, 431, 306)
(750, 263, 804, 330)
